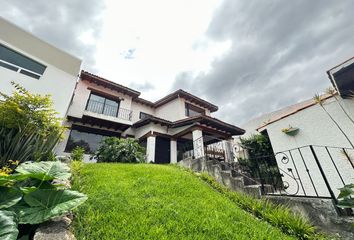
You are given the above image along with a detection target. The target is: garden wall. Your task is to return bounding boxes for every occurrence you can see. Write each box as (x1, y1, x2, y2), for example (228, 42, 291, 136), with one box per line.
(266, 195, 354, 239)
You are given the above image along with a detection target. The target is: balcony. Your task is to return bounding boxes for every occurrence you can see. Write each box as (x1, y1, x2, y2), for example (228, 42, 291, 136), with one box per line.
(85, 99, 132, 121)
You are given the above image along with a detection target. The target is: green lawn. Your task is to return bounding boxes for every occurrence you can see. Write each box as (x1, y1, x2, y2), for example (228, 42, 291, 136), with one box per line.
(71, 163, 296, 240)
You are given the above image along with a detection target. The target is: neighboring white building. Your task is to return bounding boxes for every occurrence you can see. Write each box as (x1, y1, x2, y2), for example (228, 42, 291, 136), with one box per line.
(55, 71, 245, 163)
(0, 17, 82, 118)
(241, 57, 354, 197)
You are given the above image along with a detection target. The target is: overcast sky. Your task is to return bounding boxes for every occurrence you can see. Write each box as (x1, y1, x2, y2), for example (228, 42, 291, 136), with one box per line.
(1, 0, 354, 126)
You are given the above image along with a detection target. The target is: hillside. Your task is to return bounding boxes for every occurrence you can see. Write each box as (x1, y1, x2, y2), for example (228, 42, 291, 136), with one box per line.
(71, 163, 295, 240)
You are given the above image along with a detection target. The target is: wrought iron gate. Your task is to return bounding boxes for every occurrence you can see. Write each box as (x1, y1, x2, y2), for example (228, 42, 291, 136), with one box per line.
(243, 145, 354, 202)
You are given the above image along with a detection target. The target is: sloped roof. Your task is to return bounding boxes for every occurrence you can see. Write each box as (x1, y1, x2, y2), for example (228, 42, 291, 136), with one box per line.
(132, 115, 172, 128)
(255, 94, 333, 130)
(80, 71, 219, 111)
(132, 115, 245, 136)
(153, 89, 218, 112)
(81, 71, 141, 98)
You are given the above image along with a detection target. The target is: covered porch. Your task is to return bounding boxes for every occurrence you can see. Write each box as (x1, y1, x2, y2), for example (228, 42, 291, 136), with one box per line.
(138, 115, 245, 164)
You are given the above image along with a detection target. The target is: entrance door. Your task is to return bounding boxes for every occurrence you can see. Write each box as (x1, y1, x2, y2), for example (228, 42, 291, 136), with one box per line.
(155, 136, 171, 164)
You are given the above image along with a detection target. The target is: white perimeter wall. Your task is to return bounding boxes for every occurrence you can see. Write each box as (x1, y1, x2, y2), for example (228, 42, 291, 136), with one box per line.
(263, 97, 354, 197)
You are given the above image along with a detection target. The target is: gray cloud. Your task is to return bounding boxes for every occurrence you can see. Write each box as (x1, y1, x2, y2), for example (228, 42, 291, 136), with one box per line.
(0, 0, 104, 71)
(129, 81, 155, 92)
(173, 0, 354, 126)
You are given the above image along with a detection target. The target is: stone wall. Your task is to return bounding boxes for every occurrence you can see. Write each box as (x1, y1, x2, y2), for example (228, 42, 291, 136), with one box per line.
(178, 157, 264, 197)
(266, 196, 354, 239)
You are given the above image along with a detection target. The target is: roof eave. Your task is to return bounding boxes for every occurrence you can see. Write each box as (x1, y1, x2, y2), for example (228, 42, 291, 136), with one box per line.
(80, 70, 141, 98)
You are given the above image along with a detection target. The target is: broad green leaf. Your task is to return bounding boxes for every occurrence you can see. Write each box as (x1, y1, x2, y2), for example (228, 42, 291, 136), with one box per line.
(0, 210, 18, 240)
(15, 161, 71, 181)
(17, 189, 87, 224)
(0, 187, 22, 209)
(1, 173, 39, 183)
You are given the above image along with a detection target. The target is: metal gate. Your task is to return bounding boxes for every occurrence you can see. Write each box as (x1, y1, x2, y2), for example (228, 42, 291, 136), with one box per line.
(242, 145, 354, 203)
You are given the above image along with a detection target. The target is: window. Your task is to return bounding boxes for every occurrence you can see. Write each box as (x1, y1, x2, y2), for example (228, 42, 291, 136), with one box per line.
(0, 43, 46, 79)
(185, 103, 205, 117)
(64, 125, 119, 154)
(139, 112, 151, 119)
(86, 93, 120, 117)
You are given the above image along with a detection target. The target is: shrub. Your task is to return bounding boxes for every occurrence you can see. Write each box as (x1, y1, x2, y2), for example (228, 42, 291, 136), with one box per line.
(0, 82, 65, 137)
(0, 83, 63, 167)
(71, 146, 85, 162)
(239, 134, 282, 187)
(0, 161, 87, 239)
(93, 137, 146, 163)
(240, 134, 275, 158)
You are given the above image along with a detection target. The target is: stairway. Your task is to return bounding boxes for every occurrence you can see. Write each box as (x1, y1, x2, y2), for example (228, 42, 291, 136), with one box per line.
(179, 156, 274, 198)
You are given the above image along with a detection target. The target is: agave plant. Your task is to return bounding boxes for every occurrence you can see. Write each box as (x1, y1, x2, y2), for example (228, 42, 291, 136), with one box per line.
(0, 126, 62, 168)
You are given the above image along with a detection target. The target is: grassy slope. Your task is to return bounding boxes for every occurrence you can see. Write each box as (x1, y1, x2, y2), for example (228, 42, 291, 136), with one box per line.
(72, 163, 295, 240)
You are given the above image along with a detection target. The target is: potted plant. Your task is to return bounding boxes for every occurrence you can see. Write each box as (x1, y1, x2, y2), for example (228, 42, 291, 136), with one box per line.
(281, 126, 299, 136)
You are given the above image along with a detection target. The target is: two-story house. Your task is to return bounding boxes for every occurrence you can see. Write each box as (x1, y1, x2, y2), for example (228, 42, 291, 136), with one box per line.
(56, 71, 245, 163)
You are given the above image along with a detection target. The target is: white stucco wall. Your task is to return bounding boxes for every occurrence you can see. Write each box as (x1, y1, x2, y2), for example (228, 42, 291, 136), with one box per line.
(262, 97, 354, 197)
(0, 66, 78, 119)
(130, 101, 155, 122)
(154, 97, 213, 121)
(263, 97, 354, 150)
(0, 23, 81, 118)
(155, 97, 185, 121)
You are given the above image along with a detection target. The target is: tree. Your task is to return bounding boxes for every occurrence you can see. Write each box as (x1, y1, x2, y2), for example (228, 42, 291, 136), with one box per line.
(93, 137, 146, 163)
(240, 134, 275, 159)
(313, 94, 354, 148)
(0, 81, 64, 137)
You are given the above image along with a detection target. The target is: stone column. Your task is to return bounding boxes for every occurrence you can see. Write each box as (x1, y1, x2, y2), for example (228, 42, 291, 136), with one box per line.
(170, 139, 177, 163)
(146, 135, 156, 163)
(192, 129, 204, 158)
